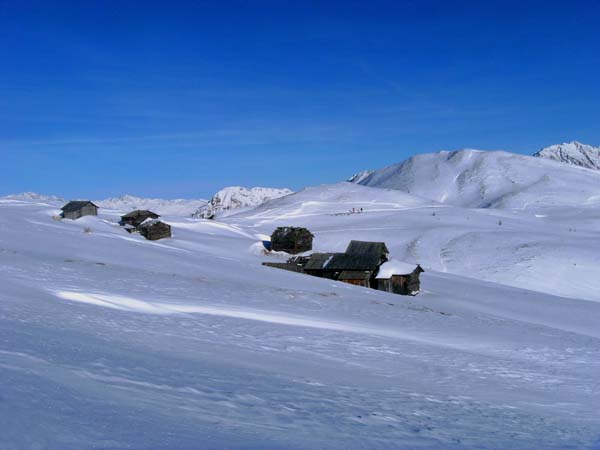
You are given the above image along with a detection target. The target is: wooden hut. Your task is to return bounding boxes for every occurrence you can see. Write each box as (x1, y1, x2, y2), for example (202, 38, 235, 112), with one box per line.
(323, 241, 389, 287)
(138, 219, 171, 241)
(261, 239, 423, 296)
(270, 227, 314, 254)
(375, 260, 424, 295)
(60, 201, 98, 220)
(119, 210, 160, 227)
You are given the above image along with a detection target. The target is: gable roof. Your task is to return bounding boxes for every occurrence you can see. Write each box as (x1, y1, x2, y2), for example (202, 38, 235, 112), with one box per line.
(324, 241, 389, 272)
(325, 252, 382, 271)
(61, 201, 98, 212)
(121, 209, 159, 219)
(345, 240, 389, 256)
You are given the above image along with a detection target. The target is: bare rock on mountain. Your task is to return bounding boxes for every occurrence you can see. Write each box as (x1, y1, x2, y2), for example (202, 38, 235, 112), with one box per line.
(533, 141, 600, 170)
(347, 170, 374, 184)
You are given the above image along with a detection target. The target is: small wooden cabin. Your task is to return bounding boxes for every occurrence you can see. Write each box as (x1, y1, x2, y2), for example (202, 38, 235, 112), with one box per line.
(60, 201, 98, 220)
(120, 210, 160, 227)
(324, 241, 389, 288)
(138, 219, 171, 241)
(375, 261, 424, 295)
(270, 227, 314, 254)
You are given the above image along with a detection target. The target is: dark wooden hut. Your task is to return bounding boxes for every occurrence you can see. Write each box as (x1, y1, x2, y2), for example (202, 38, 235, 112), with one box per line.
(270, 227, 314, 254)
(60, 201, 98, 220)
(119, 210, 160, 227)
(323, 241, 389, 287)
(138, 219, 171, 241)
(375, 262, 424, 295)
(261, 239, 423, 295)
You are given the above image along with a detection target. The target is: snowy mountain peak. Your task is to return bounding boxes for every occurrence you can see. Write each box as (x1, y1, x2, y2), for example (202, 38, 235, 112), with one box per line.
(533, 141, 600, 170)
(193, 186, 293, 219)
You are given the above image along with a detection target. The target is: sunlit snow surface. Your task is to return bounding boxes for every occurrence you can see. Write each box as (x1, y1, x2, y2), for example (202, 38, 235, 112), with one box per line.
(1, 188, 600, 449)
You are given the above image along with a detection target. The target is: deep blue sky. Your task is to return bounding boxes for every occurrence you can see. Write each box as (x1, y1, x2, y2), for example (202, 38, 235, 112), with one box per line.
(2, 0, 600, 198)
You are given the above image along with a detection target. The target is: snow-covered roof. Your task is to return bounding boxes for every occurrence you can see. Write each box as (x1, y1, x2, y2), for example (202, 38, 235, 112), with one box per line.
(138, 218, 163, 228)
(375, 259, 420, 278)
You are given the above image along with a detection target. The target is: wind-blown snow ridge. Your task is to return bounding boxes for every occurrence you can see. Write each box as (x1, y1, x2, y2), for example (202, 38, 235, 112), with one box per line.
(193, 186, 293, 219)
(533, 141, 600, 170)
(54, 290, 445, 344)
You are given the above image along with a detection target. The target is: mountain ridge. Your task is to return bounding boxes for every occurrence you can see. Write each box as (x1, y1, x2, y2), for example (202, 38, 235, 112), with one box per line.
(533, 141, 600, 170)
(354, 147, 600, 209)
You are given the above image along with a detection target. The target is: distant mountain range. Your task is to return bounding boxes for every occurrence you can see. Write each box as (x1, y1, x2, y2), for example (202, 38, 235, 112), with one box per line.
(6, 141, 599, 216)
(0, 192, 65, 203)
(95, 195, 208, 216)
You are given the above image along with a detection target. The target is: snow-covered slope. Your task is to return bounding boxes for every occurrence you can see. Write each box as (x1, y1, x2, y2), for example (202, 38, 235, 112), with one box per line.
(95, 194, 207, 216)
(533, 140, 600, 170)
(356, 149, 600, 209)
(1, 197, 599, 449)
(229, 182, 600, 303)
(230, 182, 434, 223)
(194, 186, 292, 219)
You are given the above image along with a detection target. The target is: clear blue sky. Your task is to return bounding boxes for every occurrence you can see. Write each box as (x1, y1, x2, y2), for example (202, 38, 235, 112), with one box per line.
(2, 0, 599, 198)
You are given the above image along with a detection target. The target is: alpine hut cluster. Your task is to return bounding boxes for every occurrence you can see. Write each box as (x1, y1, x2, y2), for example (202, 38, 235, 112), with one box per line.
(264, 238, 423, 296)
(119, 210, 171, 240)
(58, 201, 171, 241)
